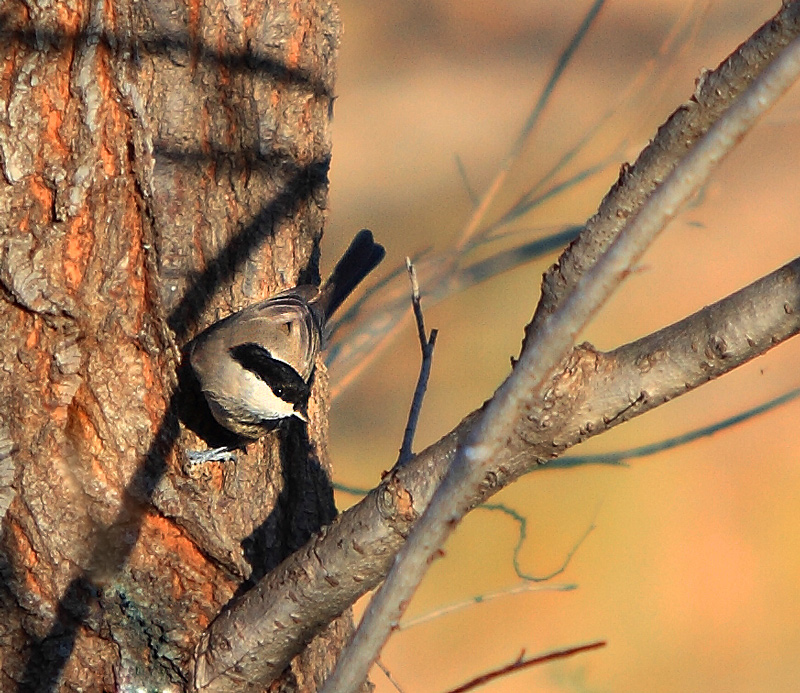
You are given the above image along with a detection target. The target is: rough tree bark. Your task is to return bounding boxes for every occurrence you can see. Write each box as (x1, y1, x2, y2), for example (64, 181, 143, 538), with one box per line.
(4, 1, 800, 692)
(0, 0, 348, 690)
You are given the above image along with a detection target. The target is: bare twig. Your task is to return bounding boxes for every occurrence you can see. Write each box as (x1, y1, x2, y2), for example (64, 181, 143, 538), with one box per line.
(337, 386, 800, 489)
(454, 154, 479, 207)
(551, 387, 800, 469)
(400, 581, 575, 632)
(375, 658, 406, 693)
(445, 641, 606, 693)
(480, 504, 596, 582)
(321, 29, 800, 693)
(398, 259, 438, 466)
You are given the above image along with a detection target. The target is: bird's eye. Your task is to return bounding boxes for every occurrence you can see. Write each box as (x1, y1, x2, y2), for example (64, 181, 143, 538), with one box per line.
(274, 386, 284, 397)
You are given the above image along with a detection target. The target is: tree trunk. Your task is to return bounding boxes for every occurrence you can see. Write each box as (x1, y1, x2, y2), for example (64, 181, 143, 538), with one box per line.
(0, 0, 347, 690)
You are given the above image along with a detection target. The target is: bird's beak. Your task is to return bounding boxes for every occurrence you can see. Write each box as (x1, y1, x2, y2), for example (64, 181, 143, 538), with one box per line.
(293, 404, 308, 423)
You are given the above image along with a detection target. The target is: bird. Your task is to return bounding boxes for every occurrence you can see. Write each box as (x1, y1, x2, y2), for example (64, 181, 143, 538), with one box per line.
(187, 229, 385, 462)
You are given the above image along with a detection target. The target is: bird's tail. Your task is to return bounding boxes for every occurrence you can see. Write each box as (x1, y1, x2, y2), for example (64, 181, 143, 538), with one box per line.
(317, 229, 385, 320)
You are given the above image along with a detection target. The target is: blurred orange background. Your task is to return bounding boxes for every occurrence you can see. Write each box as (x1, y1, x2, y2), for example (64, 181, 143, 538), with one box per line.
(321, 1, 800, 691)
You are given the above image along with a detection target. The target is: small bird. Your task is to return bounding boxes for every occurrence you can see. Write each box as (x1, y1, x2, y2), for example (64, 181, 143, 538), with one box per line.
(188, 229, 384, 461)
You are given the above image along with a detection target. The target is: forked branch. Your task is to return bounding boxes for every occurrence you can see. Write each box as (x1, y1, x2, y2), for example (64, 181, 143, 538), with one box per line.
(323, 24, 800, 693)
(192, 4, 800, 691)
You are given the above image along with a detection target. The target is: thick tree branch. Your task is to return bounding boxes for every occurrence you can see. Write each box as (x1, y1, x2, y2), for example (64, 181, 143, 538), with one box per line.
(324, 24, 800, 693)
(193, 254, 800, 690)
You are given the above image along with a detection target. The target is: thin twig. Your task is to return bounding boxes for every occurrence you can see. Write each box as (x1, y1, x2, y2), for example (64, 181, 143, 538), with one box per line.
(398, 259, 438, 466)
(375, 658, 406, 693)
(445, 641, 606, 693)
(454, 154, 479, 207)
(552, 386, 800, 469)
(400, 581, 575, 632)
(336, 386, 800, 492)
(480, 504, 596, 582)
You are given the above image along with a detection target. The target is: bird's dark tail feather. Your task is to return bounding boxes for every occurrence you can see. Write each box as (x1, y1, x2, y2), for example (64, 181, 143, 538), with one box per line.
(319, 229, 385, 320)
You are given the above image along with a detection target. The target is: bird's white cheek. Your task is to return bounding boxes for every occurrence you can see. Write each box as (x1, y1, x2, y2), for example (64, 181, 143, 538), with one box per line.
(243, 372, 297, 420)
